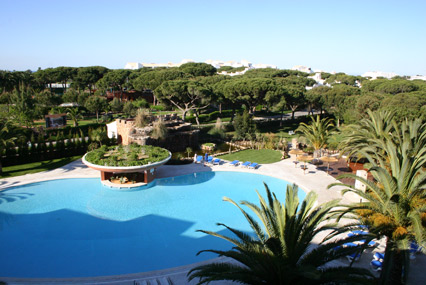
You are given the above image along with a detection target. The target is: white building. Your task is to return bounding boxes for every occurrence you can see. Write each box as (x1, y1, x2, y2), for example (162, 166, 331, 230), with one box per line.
(291, 65, 314, 74)
(362, 71, 398, 79)
(124, 62, 143, 70)
(125, 59, 276, 72)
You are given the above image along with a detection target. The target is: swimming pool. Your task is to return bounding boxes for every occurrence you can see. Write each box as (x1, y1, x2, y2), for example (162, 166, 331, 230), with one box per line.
(0, 171, 304, 278)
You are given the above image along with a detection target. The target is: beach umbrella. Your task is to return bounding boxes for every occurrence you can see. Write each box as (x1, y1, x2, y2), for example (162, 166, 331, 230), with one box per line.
(320, 156, 339, 174)
(297, 155, 314, 174)
(289, 149, 305, 155)
(289, 149, 305, 167)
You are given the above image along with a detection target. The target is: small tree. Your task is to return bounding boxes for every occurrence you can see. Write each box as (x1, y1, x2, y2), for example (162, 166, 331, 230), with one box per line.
(66, 107, 83, 127)
(233, 110, 256, 140)
(296, 115, 334, 158)
(89, 127, 108, 146)
(123, 101, 136, 117)
(85, 96, 108, 122)
(109, 97, 123, 113)
(185, 147, 192, 158)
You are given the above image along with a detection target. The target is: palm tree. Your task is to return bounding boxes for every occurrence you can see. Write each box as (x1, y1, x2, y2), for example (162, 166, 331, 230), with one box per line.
(338, 110, 396, 163)
(0, 119, 17, 174)
(296, 115, 334, 158)
(329, 114, 426, 285)
(66, 107, 83, 127)
(187, 184, 374, 285)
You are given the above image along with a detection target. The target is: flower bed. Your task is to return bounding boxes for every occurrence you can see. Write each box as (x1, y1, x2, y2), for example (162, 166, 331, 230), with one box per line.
(84, 144, 170, 167)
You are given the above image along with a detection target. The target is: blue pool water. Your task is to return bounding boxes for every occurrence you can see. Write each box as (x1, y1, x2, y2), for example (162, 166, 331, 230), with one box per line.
(0, 171, 304, 278)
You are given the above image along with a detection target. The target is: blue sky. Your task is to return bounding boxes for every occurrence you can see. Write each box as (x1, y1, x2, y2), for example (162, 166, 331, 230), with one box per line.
(1, 0, 425, 75)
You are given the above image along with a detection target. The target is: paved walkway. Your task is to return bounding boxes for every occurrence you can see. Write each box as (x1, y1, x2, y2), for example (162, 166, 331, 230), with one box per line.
(1, 157, 424, 284)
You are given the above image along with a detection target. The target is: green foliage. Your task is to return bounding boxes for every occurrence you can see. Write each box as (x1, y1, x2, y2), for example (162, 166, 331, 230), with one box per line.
(374, 79, 418, 95)
(188, 184, 374, 284)
(0, 155, 81, 178)
(217, 66, 245, 73)
(109, 97, 123, 113)
(123, 101, 136, 117)
(85, 96, 108, 122)
(9, 87, 35, 127)
(132, 98, 149, 109)
(334, 110, 426, 284)
(155, 78, 212, 122)
(324, 72, 363, 86)
(178, 62, 217, 77)
(380, 92, 426, 121)
(207, 117, 226, 139)
(88, 127, 108, 146)
(72, 66, 109, 93)
(66, 107, 83, 127)
(150, 104, 165, 112)
(133, 68, 187, 92)
(186, 109, 234, 124)
(84, 144, 170, 167)
(296, 115, 334, 158)
(233, 110, 256, 140)
(62, 88, 79, 103)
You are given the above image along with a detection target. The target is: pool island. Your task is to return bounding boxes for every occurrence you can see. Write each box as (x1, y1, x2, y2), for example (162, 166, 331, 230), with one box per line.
(82, 144, 171, 187)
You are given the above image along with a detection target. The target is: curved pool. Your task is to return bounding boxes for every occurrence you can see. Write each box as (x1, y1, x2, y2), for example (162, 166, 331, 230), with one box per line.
(0, 171, 304, 278)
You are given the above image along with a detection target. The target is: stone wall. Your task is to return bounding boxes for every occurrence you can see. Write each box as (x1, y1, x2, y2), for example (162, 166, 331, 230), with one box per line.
(116, 117, 199, 151)
(116, 119, 135, 145)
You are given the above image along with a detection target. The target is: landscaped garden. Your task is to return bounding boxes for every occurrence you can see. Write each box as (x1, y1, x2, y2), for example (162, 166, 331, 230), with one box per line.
(84, 144, 170, 167)
(1, 64, 425, 284)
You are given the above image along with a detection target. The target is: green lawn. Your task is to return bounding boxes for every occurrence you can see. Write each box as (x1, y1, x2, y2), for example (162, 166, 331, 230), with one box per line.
(256, 120, 300, 138)
(0, 156, 82, 179)
(217, 149, 282, 164)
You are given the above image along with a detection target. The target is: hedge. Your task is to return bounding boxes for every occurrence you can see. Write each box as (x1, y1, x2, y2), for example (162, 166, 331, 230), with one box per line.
(1, 138, 91, 167)
(186, 110, 235, 124)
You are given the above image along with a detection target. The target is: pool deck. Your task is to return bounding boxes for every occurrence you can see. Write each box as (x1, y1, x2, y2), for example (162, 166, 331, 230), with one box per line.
(1, 156, 425, 284)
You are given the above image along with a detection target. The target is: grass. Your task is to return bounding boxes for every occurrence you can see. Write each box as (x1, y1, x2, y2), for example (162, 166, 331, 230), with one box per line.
(217, 149, 282, 164)
(256, 120, 301, 138)
(0, 156, 82, 179)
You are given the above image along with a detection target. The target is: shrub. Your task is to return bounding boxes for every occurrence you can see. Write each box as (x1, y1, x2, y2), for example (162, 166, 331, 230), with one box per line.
(135, 108, 151, 128)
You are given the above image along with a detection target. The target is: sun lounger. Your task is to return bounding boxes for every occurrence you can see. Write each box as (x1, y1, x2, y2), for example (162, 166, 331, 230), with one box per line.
(373, 252, 384, 262)
(356, 240, 376, 246)
(342, 242, 358, 248)
(206, 156, 214, 164)
(195, 155, 203, 163)
(212, 158, 220, 165)
(248, 162, 259, 169)
(346, 252, 361, 262)
(229, 160, 239, 166)
(410, 241, 422, 259)
(241, 161, 251, 168)
(371, 259, 383, 271)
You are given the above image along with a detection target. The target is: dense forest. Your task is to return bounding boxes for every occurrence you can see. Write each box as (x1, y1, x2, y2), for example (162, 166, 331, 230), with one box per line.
(1, 63, 425, 127)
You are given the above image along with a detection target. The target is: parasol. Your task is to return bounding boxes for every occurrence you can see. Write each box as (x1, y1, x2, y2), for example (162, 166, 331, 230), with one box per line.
(320, 156, 339, 174)
(297, 155, 314, 174)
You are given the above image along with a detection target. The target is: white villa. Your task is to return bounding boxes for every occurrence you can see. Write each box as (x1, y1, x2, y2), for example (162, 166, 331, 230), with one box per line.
(124, 59, 277, 76)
